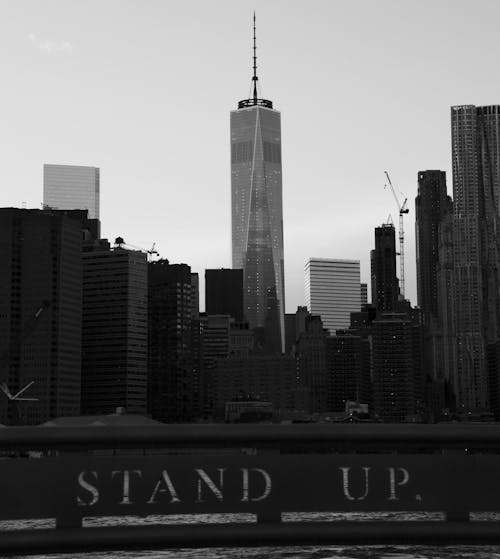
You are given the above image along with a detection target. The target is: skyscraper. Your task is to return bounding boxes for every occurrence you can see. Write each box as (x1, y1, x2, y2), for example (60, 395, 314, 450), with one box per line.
(82, 240, 148, 415)
(305, 258, 361, 335)
(415, 170, 452, 326)
(231, 16, 285, 353)
(451, 105, 500, 412)
(148, 260, 199, 422)
(415, 170, 453, 394)
(0, 208, 82, 425)
(371, 224, 399, 313)
(43, 164, 100, 220)
(372, 313, 424, 422)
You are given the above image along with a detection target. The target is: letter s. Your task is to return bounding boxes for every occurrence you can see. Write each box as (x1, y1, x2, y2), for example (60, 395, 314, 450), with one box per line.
(77, 470, 99, 506)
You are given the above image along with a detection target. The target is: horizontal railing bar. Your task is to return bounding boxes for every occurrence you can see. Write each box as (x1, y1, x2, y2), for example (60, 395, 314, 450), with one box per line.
(2, 521, 500, 555)
(1, 423, 500, 451)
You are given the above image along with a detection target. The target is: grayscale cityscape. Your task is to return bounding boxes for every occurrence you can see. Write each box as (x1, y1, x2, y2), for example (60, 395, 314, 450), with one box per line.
(2, 1, 500, 557)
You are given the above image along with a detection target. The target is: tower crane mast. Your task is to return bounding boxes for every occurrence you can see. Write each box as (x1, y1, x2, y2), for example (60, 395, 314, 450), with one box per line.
(384, 171, 409, 299)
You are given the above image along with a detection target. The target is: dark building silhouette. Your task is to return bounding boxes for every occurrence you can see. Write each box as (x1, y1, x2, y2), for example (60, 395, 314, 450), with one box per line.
(370, 224, 399, 313)
(326, 331, 371, 413)
(200, 314, 232, 419)
(372, 313, 424, 422)
(415, 170, 453, 412)
(148, 260, 199, 422)
(212, 355, 299, 420)
(488, 341, 500, 420)
(295, 314, 328, 414)
(199, 314, 255, 419)
(437, 212, 456, 403)
(284, 306, 310, 355)
(205, 268, 244, 321)
(451, 105, 500, 414)
(81, 240, 148, 415)
(231, 17, 285, 353)
(415, 170, 452, 325)
(0, 208, 82, 425)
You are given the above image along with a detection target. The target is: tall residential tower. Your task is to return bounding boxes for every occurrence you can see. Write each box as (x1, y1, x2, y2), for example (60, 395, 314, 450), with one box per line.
(231, 16, 285, 353)
(451, 105, 500, 412)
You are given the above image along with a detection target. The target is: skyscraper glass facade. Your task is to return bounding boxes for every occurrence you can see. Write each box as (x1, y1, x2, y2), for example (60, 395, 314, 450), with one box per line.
(451, 104, 500, 412)
(305, 258, 361, 335)
(43, 164, 100, 220)
(231, 105, 285, 352)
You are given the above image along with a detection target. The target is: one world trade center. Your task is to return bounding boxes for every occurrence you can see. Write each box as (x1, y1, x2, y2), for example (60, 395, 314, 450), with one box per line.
(230, 15, 285, 353)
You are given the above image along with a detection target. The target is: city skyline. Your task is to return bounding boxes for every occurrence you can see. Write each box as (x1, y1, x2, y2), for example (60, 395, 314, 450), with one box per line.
(2, 0, 500, 312)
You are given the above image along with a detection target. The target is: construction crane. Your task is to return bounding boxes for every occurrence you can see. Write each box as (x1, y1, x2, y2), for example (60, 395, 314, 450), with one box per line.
(114, 237, 159, 261)
(0, 301, 48, 424)
(384, 171, 409, 299)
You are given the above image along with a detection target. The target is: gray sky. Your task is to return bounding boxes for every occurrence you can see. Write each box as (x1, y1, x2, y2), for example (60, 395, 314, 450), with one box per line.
(2, 0, 499, 312)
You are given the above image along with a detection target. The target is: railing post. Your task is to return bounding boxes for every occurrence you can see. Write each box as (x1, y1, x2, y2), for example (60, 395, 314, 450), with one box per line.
(444, 449, 470, 522)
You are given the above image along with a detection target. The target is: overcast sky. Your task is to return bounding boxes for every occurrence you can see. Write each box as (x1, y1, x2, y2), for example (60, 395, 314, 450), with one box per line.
(2, 0, 499, 312)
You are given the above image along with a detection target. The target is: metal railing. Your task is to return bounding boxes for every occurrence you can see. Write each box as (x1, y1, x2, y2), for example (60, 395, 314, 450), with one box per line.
(1, 423, 500, 555)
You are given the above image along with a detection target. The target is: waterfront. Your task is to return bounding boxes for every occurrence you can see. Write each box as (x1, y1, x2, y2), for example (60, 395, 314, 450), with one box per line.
(4, 512, 500, 559)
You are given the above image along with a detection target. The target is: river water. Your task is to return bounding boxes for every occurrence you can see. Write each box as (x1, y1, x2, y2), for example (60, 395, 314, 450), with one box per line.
(4, 512, 500, 559)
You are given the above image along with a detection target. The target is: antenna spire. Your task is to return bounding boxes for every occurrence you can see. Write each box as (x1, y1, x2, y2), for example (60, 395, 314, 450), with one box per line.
(252, 12, 258, 104)
(237, 13, 273, 110)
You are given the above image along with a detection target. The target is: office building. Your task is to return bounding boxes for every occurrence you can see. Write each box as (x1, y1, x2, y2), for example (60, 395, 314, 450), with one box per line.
(231, 18, 285, 353)
(372, 313, 424, 422)
(415, 171, 453, 390)
(212, 354, 299, 420)
(148, 260, 199, 422)
(43, 164, 100, 220)
(415, 171, 452, 325)
(0, 208, 82, 425)
(326, 332, 371, 413)
(451, 105, 500, 413)
(295, 314, 329, 414)
(305, 259, 361, 334)
(82, 240, 148, 415)
(205, 268, 244, 321)
(371, 224, 399, 313)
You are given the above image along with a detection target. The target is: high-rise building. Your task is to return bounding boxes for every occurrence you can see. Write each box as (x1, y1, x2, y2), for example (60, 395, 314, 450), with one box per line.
(148, 260, 199, 422)
(81, 240, 148, 415)
(326, 331, 371, 413)
(415, 171, 453, 393)
(231, 17, 285, 353)
(295, 314, 328, 414)
(205, 268, 244, 321)
(305, 259, 361, 335)
(0, 208, 82, 425)
(43, 164, 100, 220)
(415, 170, 452, 326)
(372, 313, 424, 422)
(451, 105, 500, 413)
(437, 212, 456, 398)
(371, 224, 399, 313)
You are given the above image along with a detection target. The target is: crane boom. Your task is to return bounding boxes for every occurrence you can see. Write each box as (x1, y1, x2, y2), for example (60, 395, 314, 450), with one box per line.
(114, 238, 159, 261)
(384, 171, 409, 299)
